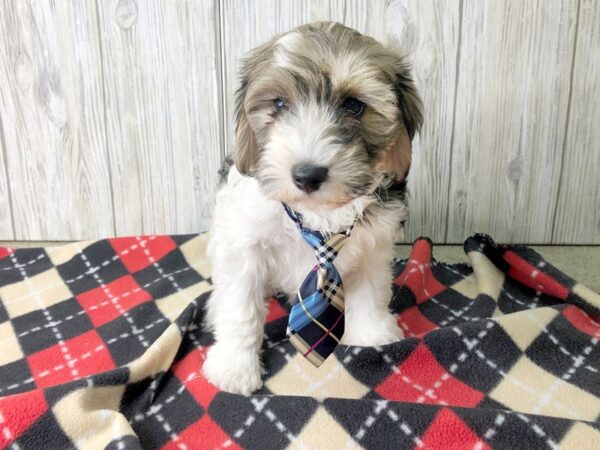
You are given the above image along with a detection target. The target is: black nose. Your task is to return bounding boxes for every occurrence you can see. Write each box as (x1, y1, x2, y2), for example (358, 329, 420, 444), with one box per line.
(292, 164, 329, 193)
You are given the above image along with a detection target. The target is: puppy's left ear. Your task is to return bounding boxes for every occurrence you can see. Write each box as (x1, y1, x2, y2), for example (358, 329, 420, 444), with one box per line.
(377, 61, 423, 181)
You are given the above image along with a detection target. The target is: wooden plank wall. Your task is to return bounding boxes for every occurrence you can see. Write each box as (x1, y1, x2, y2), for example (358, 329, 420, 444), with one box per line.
(447, 0, 578, 243)
(0, 0, 598, 243)
(552, 0, 600, 244)
(97, 0, 223, 237)
(0, 1, 115, 240)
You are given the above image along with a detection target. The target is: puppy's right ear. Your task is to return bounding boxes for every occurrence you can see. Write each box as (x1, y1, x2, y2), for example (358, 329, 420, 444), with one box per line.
(233, 78, 258, 176)
(233, 40, 277, 176)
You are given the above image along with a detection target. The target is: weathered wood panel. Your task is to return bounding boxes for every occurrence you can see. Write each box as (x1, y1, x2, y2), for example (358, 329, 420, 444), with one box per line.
(0, 1, 598, 243)
(393, 0, 460, 243)
(97, 0, 223, 235)
(446, 0, 579, 243)
(0, 0, 114, 240)
(0, 135, 14, 239)
(220, 0, 460, 242)
(552, 0, 600, 244)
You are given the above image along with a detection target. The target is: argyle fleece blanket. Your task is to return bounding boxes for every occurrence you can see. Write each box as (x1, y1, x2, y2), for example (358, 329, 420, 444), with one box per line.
(0, 234, 599, 449)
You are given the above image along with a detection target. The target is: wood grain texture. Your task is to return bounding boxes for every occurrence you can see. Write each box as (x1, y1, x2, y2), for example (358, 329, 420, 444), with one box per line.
(0, 1, 114, 240)
(97, 0, 222, 235)
(0, 1, 598, 243)
(394, 1, 460, 243)
(220, 0, 460, 242)
(552, 0, 600, 244)
(446, 0, 578, 243)
(0, 131, 14, 239)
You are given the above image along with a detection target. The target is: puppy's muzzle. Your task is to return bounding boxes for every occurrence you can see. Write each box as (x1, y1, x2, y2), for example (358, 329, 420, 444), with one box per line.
(292, 164, 329, 193)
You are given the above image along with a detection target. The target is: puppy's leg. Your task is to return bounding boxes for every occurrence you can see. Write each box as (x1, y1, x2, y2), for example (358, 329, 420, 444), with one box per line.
(342, 246, 403, 346)
(203, 246, 269, 395)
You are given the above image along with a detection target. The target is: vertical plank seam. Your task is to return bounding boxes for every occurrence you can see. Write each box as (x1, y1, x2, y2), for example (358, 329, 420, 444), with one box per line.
(94, 0, 117, 237)
(443, 0, 464, 243)
(550, 0, 582, 244)
(0, 116, 16, 240)
(215, 0, 228, 159)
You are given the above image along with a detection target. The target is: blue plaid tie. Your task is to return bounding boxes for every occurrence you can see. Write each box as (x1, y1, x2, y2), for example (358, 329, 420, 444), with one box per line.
(283, 203, 355, 366)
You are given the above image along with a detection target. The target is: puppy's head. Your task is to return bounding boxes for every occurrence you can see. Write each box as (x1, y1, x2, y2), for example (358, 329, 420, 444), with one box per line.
(234, 22, 423, 210)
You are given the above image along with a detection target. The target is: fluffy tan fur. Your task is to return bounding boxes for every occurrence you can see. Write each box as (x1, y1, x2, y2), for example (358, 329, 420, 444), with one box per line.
(233, 21, 422, 200)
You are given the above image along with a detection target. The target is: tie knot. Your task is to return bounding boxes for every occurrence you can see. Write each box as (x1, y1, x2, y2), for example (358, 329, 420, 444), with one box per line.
(282, 203, 354, 266)
(315, 233, 349, 266)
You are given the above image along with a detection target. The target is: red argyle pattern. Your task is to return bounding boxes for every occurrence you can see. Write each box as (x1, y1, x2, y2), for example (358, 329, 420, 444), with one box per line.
(0, 233, 599, 449)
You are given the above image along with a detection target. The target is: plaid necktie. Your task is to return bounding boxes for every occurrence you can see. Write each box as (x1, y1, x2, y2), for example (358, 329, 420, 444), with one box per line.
(283, 203, 355, 367)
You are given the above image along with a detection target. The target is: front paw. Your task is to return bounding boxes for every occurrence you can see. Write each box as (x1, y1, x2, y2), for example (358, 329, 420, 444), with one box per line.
(203, 344, 263, 395)
(342, 313, 404, 346)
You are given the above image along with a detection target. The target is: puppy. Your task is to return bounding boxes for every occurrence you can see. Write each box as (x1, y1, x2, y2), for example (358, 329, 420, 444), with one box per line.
(203, 22, 423, 395)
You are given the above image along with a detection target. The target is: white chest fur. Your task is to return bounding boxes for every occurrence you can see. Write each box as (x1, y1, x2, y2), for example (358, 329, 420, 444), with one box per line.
(208, 168, 403, 298)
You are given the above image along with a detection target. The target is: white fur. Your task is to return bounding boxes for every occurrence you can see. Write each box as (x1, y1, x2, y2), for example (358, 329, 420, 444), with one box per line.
(203, 168, 405, 395)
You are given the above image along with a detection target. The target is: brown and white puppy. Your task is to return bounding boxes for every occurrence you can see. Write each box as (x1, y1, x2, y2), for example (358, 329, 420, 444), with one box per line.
(204, 22, 423, 395)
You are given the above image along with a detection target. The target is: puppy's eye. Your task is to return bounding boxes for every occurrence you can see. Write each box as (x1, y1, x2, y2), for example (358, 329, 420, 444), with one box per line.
(342, 97, 365, 116)
(273, 98, 287, 112)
